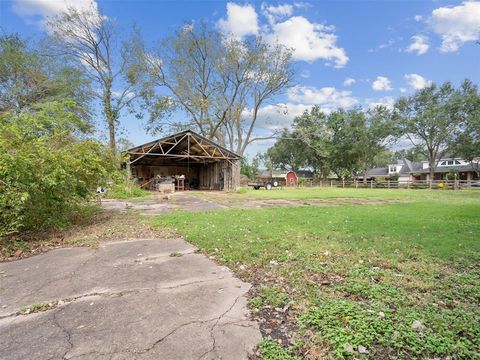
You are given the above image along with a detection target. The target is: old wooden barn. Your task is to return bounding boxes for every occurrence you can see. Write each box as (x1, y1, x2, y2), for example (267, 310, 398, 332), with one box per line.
(126, 130, 241, 191)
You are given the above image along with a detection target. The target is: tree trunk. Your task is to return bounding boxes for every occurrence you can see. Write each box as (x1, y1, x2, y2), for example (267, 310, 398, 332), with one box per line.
(363, 170, 368, 184)
(104, 86, 116, 154)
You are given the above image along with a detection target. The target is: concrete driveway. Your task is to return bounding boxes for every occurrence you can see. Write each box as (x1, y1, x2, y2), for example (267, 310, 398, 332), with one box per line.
(101, 193, 226, 215)
(0, 238, 260, 359)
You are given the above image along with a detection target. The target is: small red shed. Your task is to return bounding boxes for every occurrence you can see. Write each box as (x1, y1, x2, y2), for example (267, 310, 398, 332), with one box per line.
(285, 171, 298, 186)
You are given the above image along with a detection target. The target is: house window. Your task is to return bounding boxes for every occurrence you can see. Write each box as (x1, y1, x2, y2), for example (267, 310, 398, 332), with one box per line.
(455, 160, 461, 165)
(447, 160, 454, 165)
(389, 166, 397, 173)
(440, 161, 447, 165)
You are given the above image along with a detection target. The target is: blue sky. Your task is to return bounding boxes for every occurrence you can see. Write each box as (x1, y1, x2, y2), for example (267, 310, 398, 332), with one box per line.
(1, 0, 479, 156)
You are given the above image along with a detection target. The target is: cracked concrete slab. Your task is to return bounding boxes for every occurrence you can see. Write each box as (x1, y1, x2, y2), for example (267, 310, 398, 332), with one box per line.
(101, 193, 225, 215)
(0, 238, 261, 359)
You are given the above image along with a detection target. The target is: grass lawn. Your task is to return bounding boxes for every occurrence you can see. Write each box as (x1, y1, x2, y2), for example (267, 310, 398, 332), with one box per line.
(151, 188, 480, 359)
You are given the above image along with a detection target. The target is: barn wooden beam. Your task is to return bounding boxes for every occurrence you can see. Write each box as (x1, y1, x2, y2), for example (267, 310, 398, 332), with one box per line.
(129, 142, 160, 164)
(128, 152, 233, 160)
(191, 136, 213, 157)
(163, 133, 188, 155)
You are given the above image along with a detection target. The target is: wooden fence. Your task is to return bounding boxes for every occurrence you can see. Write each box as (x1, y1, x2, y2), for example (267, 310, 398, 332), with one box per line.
(298, 179, 480, 190)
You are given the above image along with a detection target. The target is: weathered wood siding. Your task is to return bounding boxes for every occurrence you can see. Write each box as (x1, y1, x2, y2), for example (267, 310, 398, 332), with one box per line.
(197, 160, 240, 191)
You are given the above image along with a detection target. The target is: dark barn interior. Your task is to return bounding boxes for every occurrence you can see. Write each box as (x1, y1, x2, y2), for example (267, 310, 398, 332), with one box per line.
(127, 130, 241, 192)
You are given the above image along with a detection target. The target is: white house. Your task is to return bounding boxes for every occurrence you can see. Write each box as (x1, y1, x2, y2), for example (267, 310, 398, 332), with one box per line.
(363, 157, 479, 182)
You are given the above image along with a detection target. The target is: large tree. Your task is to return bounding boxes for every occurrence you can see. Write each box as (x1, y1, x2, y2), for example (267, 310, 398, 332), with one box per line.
(47, 5, 141, 153)
(266, 129, 306, 172)
(285, 106, 393, 179)
(451, 80, 480, 177)
(0, 34, 91, 120)
(292, 107, 331, 178)
(394, 81, 475, 182)
(137, 22, 294, 155)
(355, 106, 394, 182)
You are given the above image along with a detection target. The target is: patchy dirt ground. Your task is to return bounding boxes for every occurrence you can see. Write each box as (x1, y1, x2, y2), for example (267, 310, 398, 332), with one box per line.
(191, 192, 408, 209)
(0, 210, 173, 262)
(1, 192, 406, 262)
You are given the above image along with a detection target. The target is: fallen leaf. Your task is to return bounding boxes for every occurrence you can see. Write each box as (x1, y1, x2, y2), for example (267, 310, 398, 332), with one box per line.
(358, 345, 369, 354)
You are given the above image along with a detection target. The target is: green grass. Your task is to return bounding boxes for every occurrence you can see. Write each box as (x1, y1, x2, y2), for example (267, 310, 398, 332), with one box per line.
(151, 189, 480, 359)
(106, 183, 151, 199)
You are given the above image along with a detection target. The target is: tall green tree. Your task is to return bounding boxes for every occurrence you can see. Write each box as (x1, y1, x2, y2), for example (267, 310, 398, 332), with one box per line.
(394, 81, 474, 181)
(355, 106, 394, 182)
(0, 34, 92, 121)
(392, 147, 424, 162)
(287, 106, 393, 179)
(292, 107, 331, 177)
(267, 129, 306, 171)
(451, 80, 480, 177)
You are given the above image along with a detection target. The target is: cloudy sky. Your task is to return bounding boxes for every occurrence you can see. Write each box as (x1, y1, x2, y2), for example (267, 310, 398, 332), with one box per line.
(1, 0, 479, 155)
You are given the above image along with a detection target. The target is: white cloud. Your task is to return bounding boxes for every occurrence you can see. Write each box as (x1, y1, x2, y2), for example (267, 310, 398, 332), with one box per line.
(414, 15, 423, 22)
(372, 76, 393, 91)
(218, 2, 259, 39)
(429, 1, 480, 52)
(300, 69, 310, 78)
(366, 96, 395, 110)
(287, 85, 358, 108)
(261, 3, 293, 24)
(343, 77, 356, 87)
(246, 85, 359, 131)
(405, 35, 430, 55)
(265, 16, 348, 67)
(400, 87, 407, 93)
(12, 0, 97, 24)
(244, 102, 313, 130)
(404, 73, 432, 90)
(218, 3, 348, 67)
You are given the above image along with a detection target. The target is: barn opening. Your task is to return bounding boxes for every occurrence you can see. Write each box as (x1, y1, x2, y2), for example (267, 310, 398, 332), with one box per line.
(126, 130, 241, 192)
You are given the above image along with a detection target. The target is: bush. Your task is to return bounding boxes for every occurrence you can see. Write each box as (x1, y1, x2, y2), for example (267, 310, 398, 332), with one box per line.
(107, 178, 151, 199)
(0, 101, 116, 240)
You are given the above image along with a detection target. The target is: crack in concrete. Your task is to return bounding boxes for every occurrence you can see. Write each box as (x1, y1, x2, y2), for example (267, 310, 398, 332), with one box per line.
(198, 293, 244, 360)
(0, 277, 224, 321)
(138, 292, 246, 358)
(52, 309, 74, 360)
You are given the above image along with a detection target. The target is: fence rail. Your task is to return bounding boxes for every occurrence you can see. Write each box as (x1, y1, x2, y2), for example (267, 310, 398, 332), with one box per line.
(298, 179, 480, 190)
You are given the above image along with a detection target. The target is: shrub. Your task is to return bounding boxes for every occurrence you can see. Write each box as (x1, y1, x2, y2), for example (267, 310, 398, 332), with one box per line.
(107, 179, 151, 199)
(0, 101, 116, 241)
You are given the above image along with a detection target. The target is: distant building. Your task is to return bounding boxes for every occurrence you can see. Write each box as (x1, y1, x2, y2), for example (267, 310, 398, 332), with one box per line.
(361, 157, 479, 182)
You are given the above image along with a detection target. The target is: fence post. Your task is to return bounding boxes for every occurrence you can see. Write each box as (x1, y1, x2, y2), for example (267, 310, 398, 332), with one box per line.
(330, 180, 333, 188)
(342, 179, 345, 188)
(387, 180, 390, 189)
(355, 180, 358, 188)
(370, 180, 373, 189)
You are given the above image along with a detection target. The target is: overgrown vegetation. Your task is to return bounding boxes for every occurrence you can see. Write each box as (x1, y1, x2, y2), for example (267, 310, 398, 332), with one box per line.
(106, 178, 151, 199)
(0, 35, 118, 245)
(0, 101, 115, 241)
(152, 189, 480, 359)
